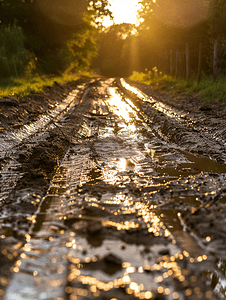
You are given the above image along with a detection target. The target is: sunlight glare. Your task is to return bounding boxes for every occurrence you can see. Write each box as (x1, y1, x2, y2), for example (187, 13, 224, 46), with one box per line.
(118, 158, 127, 172)
(103, 0, 141, 27)
(108, 88, 132, 122)
(128, 124, 136, 132)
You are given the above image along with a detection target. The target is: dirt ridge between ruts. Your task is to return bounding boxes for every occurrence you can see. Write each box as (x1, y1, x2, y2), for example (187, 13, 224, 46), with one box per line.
(119, 79, 226, 164)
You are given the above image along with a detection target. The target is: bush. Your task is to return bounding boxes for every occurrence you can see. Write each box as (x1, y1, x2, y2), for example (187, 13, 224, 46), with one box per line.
(0, 22, 36, 78)
(35, 28, 98, 75)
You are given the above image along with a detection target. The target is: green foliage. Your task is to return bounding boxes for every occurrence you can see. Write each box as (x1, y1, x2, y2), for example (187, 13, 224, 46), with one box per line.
(33, 14, 100, 75)
(0, 72, 100, 98)
(65, 26, 98, 73)
(94, 23, 134, 77)
(199, 75, 226, 103)
(88, 0, 113, 26)
(129, 71, 226, 103)
(208, 0, 226, 40)
(128, 71, 170, 92)
(201, 0, 226, 74)
(0, 75, 80, 98)
(0, 0, 111, 77)
(129, 71, 152, 84)
(0, 22, 36, 78)
(129, 70, 187, 91)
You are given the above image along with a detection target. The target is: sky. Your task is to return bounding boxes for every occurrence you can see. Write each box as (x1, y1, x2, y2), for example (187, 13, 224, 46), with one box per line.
(102, 0, 141, 27)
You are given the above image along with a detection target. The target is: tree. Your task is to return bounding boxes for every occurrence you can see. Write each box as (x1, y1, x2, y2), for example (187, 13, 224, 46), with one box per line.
(208, 0, 226, 40)
(130, 0, 211, 76)
(88, 0, 112, 26)
(139, 0, 211, 28)
(0, 0, 112, 75)
(0, 21, 35, 78)
(93, 23, 134, 77)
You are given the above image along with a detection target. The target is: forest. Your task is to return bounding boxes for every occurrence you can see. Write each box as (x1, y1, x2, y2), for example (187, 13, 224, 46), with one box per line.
(0, 0, 226, 81)
(95, 0, 226, 80)
(0, 0, 110, 77)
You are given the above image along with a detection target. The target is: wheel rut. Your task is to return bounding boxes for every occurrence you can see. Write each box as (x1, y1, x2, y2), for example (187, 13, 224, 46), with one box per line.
(1, 78, 226, 299)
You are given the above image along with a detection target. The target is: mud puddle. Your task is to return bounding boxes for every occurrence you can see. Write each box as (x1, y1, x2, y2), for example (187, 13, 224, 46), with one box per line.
(1, 78, 226, 299)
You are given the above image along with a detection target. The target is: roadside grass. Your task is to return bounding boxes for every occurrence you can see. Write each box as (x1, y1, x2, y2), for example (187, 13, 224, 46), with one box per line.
(0, 72, 97, 98)
(129, 71, 226, 103)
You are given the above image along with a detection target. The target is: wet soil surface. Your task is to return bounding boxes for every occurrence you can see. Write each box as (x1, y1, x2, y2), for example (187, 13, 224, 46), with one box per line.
(0, 78, 226, 299)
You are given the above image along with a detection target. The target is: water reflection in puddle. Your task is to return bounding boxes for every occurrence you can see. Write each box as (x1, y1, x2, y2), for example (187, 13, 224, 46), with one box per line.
(120, 78, 192, 122)
(86, 168, 102, 185)
(67, 237, 185, 300)
(4, 81, 224, 299)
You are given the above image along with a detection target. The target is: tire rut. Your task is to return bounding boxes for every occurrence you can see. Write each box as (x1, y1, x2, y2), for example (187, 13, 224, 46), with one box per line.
(1, 78, 226, 299)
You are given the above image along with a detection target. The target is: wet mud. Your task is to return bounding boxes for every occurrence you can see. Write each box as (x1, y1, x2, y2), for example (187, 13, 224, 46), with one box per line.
(0, 78, 226, 299)
(0, 79, 87, 129)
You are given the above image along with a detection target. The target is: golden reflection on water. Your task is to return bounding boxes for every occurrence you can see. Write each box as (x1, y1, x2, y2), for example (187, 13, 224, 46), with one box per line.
(118, 158, 127, 172)
(102, 220, 139, 231)
(101, 157, 140, 185)
(105, 192, 134, 206)
(120, 79, 147, 101)
(99, 168, 117, 185)
(67, 270, 158, 299)
(108, 88, 135, 123)
(67, 249, 195, 299)
(128, 123, 136, 132)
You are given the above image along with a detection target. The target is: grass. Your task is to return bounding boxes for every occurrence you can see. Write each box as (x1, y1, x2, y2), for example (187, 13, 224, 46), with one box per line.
(129, 71, 226, 103)
(0, 72, 97, 98)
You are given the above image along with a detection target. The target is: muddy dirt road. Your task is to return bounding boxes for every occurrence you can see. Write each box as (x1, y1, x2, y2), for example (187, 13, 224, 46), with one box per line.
(0, 78, 226, 299)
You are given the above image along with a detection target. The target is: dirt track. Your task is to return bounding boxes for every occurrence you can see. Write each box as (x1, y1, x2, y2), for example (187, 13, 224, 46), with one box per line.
(0, 78, 226, 299)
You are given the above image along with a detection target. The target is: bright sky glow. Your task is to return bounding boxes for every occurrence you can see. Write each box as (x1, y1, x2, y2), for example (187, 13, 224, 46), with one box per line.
(102, 0, 141, 27)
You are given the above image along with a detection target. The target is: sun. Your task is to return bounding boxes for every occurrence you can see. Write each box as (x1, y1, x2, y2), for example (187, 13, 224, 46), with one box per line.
(102, 0, 141, 27)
